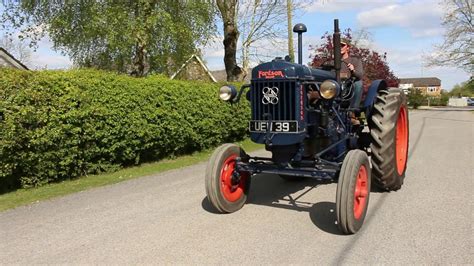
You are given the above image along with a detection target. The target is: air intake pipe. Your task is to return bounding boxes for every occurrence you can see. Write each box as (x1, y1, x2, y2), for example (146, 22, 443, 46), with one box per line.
(293, 23, 307, 65)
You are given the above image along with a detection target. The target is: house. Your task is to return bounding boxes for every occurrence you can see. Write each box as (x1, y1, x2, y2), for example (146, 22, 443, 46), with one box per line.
(170, 54, 217, 83)
(399, 77, 441, 97)
(211, 69, 252, 83)
(0, 47, 29, 70)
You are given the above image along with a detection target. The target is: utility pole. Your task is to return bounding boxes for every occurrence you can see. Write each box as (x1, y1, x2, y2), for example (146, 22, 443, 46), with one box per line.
(287, 0, 295, 62)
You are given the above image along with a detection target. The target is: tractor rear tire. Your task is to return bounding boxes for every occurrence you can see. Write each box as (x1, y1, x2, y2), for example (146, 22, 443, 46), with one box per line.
(369, 88, 409, 191)
(205, 144, 250, 213)
(336, 149, 371, 234)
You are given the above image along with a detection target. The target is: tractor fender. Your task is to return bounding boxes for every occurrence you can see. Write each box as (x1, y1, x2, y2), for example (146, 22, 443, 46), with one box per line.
(363, 79, 387, 117)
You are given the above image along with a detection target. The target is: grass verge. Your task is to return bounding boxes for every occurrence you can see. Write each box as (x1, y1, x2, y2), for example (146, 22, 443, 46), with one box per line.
(0, 139, 263, 212)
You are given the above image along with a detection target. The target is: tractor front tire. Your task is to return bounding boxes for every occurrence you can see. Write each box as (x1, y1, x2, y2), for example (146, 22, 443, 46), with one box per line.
(369, 88, 409, 191)
(205, 144, 250, 213)
(336, 150, 371, 234)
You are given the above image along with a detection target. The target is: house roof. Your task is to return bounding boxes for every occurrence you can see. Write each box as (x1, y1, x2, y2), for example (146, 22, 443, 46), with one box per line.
(170, 54, 217, 83)
(399, 77, 441, 87)
(0, 47, 29, 70)
(210, 69, 252, 83)
(210, 70, 227, 82)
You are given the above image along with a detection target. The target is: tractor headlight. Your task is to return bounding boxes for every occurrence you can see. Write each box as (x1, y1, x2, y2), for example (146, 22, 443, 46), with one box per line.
(219, 85, 237, 101)
(320, 80, 340, 99)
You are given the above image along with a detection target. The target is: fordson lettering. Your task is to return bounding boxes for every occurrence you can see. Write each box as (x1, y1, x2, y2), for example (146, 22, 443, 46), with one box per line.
(258, 70, 284, 79)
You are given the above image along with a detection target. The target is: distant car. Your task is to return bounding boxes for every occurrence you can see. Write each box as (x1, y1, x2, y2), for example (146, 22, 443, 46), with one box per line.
(467, 98, 474, 106)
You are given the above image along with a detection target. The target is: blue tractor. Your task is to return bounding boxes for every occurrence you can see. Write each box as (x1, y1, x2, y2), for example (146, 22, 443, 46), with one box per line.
(205, 20, 409, 234)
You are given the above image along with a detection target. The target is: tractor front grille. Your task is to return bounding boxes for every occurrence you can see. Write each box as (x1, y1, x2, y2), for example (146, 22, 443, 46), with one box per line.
(251, 80, 297, 121)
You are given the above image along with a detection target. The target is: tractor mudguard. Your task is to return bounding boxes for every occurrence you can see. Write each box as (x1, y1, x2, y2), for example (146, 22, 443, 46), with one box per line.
(363, 79, 387, 117)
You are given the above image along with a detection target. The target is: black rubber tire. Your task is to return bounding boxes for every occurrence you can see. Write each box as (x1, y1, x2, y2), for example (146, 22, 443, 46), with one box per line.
(369, 88, 409, 191)
(205, 144, 250, 213)
(336, 149, 371, 234)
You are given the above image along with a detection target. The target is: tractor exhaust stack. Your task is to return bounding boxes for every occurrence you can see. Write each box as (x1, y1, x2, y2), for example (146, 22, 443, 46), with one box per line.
(333, 19, 341, 83)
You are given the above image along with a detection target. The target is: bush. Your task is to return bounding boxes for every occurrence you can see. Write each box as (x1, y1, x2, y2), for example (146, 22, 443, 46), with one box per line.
(0, 68, 250, 190)
(427, 94, 448, 106)
(407, 89, 425, 109)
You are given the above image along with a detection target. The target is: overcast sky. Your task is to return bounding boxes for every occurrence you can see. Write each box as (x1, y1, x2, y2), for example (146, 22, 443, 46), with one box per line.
(1, 0, 470, 90)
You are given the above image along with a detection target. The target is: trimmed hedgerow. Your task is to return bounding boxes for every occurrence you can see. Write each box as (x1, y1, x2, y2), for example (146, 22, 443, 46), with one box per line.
(0, 68, 250, 190)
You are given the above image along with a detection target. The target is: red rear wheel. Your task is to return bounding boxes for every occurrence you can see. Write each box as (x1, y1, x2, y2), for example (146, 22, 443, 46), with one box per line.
(396, 106, 408, 176)
(369, 88, 409, 191)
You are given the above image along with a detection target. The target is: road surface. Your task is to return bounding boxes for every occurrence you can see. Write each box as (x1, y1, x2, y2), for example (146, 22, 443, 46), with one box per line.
(0, 110, 472, 264)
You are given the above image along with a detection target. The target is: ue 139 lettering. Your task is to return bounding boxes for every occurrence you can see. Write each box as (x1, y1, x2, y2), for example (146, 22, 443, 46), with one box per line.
(254, 121, 290, 132)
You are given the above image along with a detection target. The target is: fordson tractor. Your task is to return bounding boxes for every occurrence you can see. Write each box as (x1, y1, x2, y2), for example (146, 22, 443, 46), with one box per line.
(205, 20, 409, 234)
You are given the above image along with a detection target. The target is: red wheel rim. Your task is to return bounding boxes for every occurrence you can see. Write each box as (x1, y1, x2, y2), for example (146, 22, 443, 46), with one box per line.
(220, 154, 247, 202)
(354, 164, 368, 220)
(395, 106, 408, 175)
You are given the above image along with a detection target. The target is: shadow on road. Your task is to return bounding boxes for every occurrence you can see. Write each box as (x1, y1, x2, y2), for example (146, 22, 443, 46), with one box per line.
(201, 197, 222, 214)
(308, 202, 342, 235)
(201, 173, 344, 235)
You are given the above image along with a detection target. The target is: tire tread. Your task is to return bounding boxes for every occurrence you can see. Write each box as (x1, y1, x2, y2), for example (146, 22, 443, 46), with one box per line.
(369, 88, 408, 191)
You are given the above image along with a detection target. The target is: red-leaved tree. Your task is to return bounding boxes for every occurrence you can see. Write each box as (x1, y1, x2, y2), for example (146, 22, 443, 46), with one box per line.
(310, 29, 399, 90)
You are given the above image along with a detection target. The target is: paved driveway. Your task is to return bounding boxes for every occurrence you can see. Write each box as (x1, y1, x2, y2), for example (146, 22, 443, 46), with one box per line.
(0, 110, 472, 264)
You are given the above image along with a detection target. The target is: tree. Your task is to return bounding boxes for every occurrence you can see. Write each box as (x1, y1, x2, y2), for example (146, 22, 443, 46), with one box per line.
(407, 88, 426, 109)
(0, 34, 32, 66)
(216, 0, 244, 82)
(287, 0, 295, 63)
(449, 79, 474, 97)
(310, 29, 399, 90)
(216, 0, 308, 81)
(1, 1, 215, 77)
(425, 0, 473, 73)
(239, 0, 310, 70)
(351, 28, 373, 49)
(238, 0, 287, 72)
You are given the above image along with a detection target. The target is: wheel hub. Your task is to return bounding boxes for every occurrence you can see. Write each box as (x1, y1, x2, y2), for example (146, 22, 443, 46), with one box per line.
(353, 164, 368, 220)
(231, 172, 241, 186)
(220, 155, 246, 202)
(395, 106, 408, 176)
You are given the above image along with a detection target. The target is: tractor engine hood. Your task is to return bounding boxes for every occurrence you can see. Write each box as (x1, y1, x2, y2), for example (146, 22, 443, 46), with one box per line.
(251, 58, 335, 82)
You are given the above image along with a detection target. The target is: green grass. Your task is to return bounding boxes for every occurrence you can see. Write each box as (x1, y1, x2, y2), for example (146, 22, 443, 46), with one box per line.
(0, 139, 263, 212)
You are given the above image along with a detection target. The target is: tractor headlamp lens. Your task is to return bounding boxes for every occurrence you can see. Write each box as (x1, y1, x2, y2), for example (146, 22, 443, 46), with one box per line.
(219, 85, 237, 101)
(320, 80, 340, 99)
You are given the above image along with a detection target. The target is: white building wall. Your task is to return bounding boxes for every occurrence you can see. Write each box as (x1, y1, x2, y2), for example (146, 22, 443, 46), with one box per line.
(448, 98, 468, 107)
(399, 83, 413, 94)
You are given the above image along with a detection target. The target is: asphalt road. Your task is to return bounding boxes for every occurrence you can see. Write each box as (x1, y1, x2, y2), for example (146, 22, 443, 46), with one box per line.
(0, 110, 472, 264)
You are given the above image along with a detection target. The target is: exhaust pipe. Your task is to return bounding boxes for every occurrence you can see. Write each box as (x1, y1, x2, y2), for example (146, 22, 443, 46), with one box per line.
(333, 19, 341, 83)
(293, 23, 307, 65)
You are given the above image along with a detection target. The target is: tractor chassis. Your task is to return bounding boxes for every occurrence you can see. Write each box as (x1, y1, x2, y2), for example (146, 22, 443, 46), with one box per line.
(235, 137, 351, 180)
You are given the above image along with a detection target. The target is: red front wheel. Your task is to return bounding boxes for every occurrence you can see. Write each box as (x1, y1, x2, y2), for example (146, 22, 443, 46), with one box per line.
(336, 150, 371, 234)
(205, 144, 250, 213)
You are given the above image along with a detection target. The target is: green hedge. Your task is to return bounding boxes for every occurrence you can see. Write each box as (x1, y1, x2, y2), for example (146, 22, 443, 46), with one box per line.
(408, 89, 449, 109)
(0, 68, 250, 190)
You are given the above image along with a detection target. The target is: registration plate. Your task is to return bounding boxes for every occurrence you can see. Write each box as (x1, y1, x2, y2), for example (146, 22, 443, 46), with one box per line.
(249, 121, 298, 133)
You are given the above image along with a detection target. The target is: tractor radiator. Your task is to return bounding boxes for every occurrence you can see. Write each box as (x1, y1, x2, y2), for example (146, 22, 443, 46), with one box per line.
(251, 80, 297, 121)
